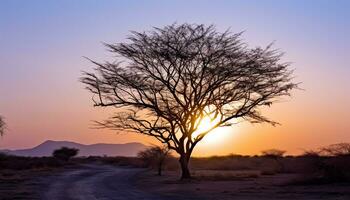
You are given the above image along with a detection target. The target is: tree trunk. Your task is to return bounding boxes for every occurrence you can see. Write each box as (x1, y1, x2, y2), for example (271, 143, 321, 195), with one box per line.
(179, 154, 191, 179)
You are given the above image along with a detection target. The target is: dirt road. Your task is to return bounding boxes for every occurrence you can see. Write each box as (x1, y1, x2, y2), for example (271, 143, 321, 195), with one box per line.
(40, 164, 350, 200)
(43, 164, 162, 200)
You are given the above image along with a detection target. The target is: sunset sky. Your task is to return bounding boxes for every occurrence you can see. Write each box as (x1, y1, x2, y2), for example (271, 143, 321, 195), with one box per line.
(1, 0, 349, 156)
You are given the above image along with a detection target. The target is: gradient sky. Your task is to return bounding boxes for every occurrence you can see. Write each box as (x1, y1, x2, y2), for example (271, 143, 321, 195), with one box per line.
(1, 0, 349, 156)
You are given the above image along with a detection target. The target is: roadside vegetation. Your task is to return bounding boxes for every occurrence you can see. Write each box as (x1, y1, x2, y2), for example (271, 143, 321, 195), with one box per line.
(1, 143, 350, 192)
(138, 146, 171, 176)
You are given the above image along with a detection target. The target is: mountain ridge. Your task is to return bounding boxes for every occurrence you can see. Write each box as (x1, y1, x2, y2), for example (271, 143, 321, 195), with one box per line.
(0, 140, 148, 157)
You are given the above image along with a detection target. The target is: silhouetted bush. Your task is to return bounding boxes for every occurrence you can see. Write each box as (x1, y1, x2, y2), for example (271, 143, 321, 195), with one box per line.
(320, 143, 350, 156)
(52, 147, 79, 161)
(294, 144, 350, 183)
(302, 150, 321, 157)
(261, 149, 286, 157)
(138, 146, 171, 176)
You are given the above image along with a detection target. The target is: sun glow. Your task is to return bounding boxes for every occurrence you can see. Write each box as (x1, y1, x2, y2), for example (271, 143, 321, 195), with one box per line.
(193, 115, 234, 145)
(195, 116, 220, 134)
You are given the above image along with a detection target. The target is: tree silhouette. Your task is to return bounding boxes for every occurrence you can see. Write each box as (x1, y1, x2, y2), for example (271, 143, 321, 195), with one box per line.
(81, 23, 297, 179)
(0, 115, 5, 136)
(261, 149, 286, 157)
(52, 147, 79, 161)
(138, 145, 170, 176)
(320, 143, 350, 156)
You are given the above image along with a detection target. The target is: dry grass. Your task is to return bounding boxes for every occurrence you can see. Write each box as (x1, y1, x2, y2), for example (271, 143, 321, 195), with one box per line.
(0, 168, 56, 199)
(74, 156, 145, 167)
(161, 154, 350, 184)
(192, 170, 260, 181)
(0, 153, 65, 170)
(1, 153, 350, 186)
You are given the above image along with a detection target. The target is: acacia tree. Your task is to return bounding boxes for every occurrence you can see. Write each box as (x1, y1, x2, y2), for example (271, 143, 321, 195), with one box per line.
(320, 143, 350, 156)
(138, 145, 170, 176)
(82, 24, 297, 179)
(0, 115, 5, 136)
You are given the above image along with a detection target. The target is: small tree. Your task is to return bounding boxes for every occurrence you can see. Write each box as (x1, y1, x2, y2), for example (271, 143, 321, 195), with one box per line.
(320, 143, 350, 156)
(138, 146, 170, 176)
(52, 147, 79, 161)
(0, 115, 6, 136)
(82, 24, 298, 179)
(261, 149, 286, 157)
(302, 149, 321, 157)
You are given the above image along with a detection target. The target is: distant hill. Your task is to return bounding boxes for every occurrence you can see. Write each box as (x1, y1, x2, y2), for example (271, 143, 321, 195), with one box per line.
(0, 140, 148, 157)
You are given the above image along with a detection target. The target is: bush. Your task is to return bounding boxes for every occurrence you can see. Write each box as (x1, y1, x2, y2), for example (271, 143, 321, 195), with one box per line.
(52, 147, 79, 161)
(261, 149, 286, 157)
(320, 143, 350, 156)
(293, 144, 350, 183)
(302, 150, 321, 157)
(138, 146, 171, 176)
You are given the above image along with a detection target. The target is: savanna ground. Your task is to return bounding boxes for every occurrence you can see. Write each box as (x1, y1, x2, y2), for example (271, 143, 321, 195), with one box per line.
(1, 154, 350, 200)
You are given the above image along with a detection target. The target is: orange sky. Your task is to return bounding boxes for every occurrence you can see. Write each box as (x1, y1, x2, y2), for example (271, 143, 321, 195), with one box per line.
(1, 1, 349, 156)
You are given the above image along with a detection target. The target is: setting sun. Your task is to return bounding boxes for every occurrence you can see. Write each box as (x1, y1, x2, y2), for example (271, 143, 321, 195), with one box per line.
(193, 115, 235, 145)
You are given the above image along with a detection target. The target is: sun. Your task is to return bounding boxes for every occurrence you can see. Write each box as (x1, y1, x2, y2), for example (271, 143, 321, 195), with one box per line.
(193, 115, 234, 145)
(195, 116, 219, 133)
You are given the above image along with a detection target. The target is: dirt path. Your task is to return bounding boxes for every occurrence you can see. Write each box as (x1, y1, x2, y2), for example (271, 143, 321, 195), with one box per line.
(40, 164, 350, 200)
(42, 164, 163, 200)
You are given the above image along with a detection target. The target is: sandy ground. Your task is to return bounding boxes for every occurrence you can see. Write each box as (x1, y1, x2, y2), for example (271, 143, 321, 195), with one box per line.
(2, 164, 350, 200)
(137, 170, 350, 200)
(41, 164, 162, 200)
(0, 169, 47, 200)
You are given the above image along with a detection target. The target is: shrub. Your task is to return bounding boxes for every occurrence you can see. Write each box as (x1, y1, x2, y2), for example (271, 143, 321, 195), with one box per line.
(320, 143, 350, 156)
(302, 150, 321, 157)
(52, 147, 79, 161)
(138, 146, 171, 176)
(261, 149, 286, 157)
